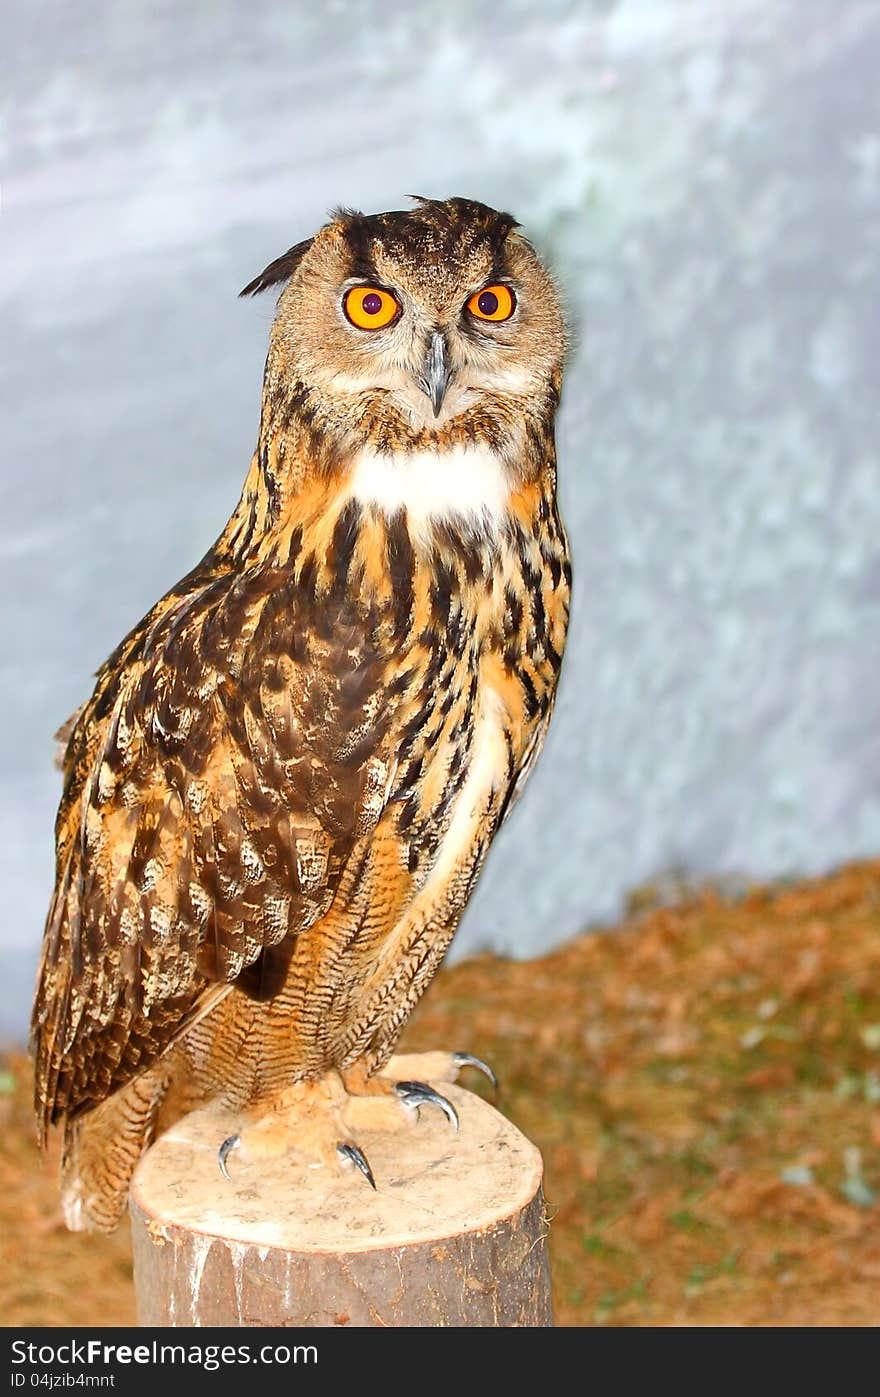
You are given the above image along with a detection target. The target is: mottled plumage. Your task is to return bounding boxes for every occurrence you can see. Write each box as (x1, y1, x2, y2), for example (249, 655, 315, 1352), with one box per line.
(32, 197, 571, 1230)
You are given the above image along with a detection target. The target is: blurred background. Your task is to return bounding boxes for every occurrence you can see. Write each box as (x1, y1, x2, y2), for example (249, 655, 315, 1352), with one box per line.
(3, 0, 880, 1329)
(1, 0, 880, 1335)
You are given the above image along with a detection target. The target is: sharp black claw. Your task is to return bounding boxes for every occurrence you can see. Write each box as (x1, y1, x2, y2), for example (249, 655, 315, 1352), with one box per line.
(337, 1141, 377, 1189)
(453, 1051, 499, 1091)
(395, 1080, 460, 1132)
(218, 1134, 241, 1181)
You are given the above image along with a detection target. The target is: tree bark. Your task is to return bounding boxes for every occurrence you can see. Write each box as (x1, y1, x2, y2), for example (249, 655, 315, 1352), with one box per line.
(130, 1085, 552, 1327)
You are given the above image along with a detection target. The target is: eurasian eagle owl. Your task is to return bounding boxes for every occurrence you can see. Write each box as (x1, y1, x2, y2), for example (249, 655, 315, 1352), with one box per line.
(32, 197, 571, 1230)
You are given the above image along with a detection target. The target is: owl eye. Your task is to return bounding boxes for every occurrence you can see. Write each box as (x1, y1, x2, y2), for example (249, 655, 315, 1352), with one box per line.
(343, 285, 400, 330)
(466, 284, 516, 323)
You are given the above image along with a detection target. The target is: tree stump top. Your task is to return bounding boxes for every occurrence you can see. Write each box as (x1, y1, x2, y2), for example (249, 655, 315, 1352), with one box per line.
(131, 1085, 544, 1256)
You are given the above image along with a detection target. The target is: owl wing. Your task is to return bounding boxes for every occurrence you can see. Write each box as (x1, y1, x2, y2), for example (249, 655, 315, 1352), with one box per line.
(32, 562, 396, 1137)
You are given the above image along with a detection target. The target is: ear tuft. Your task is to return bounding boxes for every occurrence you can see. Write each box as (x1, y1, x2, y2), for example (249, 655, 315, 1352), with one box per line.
(329, 205, 364, 224)
(238, 236, 314, 298)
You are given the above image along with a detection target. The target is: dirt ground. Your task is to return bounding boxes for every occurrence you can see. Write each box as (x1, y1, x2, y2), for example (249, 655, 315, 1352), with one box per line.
(3, 858, 880, 1327)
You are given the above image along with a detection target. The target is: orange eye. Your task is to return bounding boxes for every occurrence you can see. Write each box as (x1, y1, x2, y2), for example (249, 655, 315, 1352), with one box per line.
(343, 285, 400, 330)
(466, 283, 516, 322)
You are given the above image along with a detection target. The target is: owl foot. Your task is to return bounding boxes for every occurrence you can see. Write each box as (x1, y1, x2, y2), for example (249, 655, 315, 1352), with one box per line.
(215, 1074, 369, 1183)
(214, 1068, 461, 1186)
(218, 1131, 379, 1186)
(378, 1049, 498, 1092)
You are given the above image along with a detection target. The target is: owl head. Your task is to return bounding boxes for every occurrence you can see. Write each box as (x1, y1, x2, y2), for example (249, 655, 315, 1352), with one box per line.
(242, 198, 565, 479)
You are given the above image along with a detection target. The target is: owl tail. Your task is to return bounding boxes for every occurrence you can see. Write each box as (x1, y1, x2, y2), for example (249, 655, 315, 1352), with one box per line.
(60, 1065, 171, 1233)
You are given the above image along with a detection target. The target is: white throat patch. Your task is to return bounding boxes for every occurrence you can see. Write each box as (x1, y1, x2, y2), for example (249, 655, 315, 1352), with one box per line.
(348, 446, 511, 536)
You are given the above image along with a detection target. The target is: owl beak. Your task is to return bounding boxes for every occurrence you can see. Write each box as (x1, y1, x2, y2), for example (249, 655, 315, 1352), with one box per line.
(416, 332, 452, 417)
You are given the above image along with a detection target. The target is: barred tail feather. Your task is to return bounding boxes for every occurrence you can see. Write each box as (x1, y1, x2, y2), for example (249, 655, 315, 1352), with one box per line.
(60, 1066, 170, 1233)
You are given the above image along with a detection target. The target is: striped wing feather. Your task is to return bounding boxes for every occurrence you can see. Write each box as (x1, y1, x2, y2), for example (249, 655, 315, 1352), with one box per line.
(32, 560, 394, 1137)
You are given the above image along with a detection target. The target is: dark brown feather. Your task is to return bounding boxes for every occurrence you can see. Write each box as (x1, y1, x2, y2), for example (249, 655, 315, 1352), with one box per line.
(239, 236, 314, 298)
(32, 534, 400, 1136)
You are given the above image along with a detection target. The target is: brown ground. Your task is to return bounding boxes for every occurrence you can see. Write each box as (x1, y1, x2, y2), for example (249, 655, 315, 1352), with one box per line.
(3, 858, 880, 1327)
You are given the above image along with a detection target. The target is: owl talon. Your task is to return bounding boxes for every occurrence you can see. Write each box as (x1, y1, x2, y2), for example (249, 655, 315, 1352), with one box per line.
(395, 1080, 459, 1131)
(218, 1134, 241, 1181)
(453, 1051, 499, 1091)
(337, 1141, 377, 1189)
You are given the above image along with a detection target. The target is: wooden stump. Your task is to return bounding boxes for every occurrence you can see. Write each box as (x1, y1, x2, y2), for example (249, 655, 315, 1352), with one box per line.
(129, 1084, 552, 1327)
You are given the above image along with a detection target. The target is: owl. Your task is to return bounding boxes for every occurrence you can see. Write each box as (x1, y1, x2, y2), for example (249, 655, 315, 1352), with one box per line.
(32, 197, 571, 1231)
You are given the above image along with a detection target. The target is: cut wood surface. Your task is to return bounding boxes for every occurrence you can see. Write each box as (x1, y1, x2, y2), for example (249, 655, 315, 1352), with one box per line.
(130, 1084, 552, 1327)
